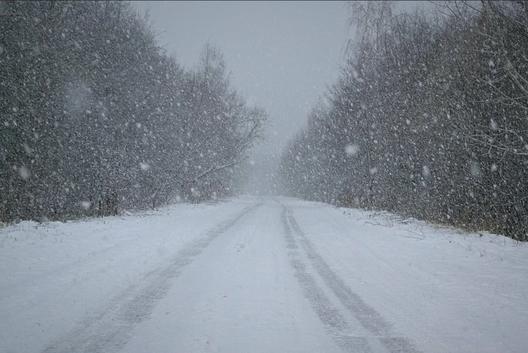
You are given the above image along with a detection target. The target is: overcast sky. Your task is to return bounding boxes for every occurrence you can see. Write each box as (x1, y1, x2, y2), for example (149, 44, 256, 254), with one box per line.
(133, 1, 351, 163)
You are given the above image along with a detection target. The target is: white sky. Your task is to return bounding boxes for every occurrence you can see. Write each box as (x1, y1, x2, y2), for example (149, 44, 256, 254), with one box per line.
(132, 1, 428, 193)
(133, 1, 351, 163)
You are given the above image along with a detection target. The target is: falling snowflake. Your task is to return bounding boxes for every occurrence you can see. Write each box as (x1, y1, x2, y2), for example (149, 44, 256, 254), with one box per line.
(490, 119, 498, 130)
(422, 165, 431, 178)
(470, 160, 481, 177)
(22, 143, 32, 154)
(345, 144, 360, 156)
(18, 166, 31, 180)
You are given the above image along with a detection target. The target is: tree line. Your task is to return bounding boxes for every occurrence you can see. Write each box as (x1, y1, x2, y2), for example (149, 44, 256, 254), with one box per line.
(0, 1, 265, 222)
(279, 1, 528, 241)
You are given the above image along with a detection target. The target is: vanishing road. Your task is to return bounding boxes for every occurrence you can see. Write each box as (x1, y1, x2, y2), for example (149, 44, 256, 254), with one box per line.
(1, 197, 527, 353)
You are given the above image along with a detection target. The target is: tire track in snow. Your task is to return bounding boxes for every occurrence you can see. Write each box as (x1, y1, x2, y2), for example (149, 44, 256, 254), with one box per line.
(283, 204, 422, 353)
(281, 206, 372, 353)
(41, 202, 261, 353)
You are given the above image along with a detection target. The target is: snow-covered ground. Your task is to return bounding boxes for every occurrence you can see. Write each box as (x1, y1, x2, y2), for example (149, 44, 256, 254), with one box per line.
(1, 196, 527, 353)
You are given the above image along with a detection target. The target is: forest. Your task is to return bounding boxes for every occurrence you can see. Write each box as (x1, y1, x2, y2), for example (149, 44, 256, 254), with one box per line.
(279, 1, 528, 240)
(0, 1, 265, 221)
(2, 1, 528, 242)
(2, 3, 528, 351)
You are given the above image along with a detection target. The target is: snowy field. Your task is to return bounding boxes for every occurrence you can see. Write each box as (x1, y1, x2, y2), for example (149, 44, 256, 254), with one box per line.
(1, 196, 527, 353)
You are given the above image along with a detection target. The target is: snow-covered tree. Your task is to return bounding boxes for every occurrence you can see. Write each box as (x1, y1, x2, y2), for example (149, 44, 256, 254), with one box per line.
(0, 1, 265, 221)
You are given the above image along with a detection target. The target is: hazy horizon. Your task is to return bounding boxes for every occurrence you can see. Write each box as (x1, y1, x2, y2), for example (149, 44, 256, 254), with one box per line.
(133, 1, 351, 192)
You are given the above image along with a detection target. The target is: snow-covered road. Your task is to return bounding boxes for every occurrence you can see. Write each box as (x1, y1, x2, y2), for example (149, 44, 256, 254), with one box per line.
(1, 196, 527, 353)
